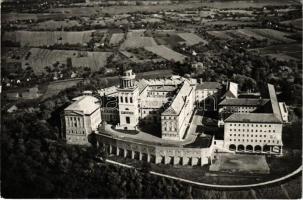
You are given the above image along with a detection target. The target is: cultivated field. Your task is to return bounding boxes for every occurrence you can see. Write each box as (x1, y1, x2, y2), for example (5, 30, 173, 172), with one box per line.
(281, 18, 303, 30)
(109, 33, 125, 46)
(3, 31, 94, 47)
(120, 31, 157, 49)
(177, 33, 208, 46)
(71, 51, 112, 71)
(23, 48, 112, 74)
(32, 20, 81, 30)
(145, 45, 187, 62)
(250, 43, 302, 61)
(207, 28, 295, 43)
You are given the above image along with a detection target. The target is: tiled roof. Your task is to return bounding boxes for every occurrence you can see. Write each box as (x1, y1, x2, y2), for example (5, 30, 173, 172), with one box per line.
(225, 113, 281, 123)
(219, 98, 270, 106)
(65, 95, 100, 115)
(162, 80, 193, 115)
(196, 82, 221, 90)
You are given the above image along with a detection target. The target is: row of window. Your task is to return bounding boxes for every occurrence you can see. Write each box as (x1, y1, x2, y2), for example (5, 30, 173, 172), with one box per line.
(229, 129, 276, 133)
(163, 133, 177, 137)
(229, 123, 272, 127)
(67, 130, 85, 134)
(229, 139, 279, 144)
(162, 116, 177, 120)
(163, 127, 177, 132)
(120, 96, 133, 103)
(229, 134, 278, 139)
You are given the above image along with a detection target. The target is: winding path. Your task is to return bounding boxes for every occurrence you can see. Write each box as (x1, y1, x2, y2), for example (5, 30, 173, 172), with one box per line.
(105, 159, 302, 189)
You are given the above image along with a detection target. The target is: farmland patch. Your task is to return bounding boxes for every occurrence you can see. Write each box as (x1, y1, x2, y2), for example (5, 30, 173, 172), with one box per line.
(3, 31, 94, 47)
(145, 45, 187, 62)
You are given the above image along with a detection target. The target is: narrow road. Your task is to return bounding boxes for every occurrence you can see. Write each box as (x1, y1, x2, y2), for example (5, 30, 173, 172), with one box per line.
(105, 159, 302, 189)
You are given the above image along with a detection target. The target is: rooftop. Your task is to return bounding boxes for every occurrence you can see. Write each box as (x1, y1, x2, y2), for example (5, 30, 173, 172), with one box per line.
(162, 80, 193, 115)
(65, 95, 100, 115)
(196, 82, 221, 90)
(225, 113, 281, 123)
(268, 84, 283, 122)
(219, 98, 270, 106)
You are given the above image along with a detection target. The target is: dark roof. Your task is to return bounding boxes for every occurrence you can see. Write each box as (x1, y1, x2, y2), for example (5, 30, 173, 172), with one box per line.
(196, 82, 221, 90)
(219, 98, 270, 106)
(225, 113, 281, 123)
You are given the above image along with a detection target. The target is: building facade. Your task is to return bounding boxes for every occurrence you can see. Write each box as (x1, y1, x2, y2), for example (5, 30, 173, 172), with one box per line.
(63, 95, 101, 145)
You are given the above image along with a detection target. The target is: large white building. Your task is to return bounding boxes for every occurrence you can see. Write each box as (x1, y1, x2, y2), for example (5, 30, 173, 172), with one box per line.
(222, 84, 284, 154)
(62, 95, 101, 145)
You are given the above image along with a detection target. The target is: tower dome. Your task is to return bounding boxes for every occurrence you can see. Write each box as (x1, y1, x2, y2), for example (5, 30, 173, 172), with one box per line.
(120, 69, 136, 88)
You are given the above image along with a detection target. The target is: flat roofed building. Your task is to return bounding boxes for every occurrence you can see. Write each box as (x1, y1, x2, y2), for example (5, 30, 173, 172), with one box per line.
(63, 95, 101, 145)
(223, 84, 283, 155)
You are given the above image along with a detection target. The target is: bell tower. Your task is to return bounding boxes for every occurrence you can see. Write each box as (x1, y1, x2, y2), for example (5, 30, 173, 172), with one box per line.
(116, 69, 139, 130)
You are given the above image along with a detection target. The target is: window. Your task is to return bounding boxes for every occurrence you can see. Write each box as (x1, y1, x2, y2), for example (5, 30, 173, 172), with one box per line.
(234, 134, 236, 136)
(247, 129, 249, 132)
(238, 134, 240, 136)
(256, 130, 258, 132)
(256, 125, 258, 127)
(230, 129, 232, 131)
(260, 125, 262, 127)
(126, 116, 130, 124)
(264, 125, 267, 127)
(269, 130, 271, 133)
(273, 130, 275, 133)
(234, 129, 236, 131)
(238, 129, 240, 131)
(130, 97, 133, 103)
(120, 96, 123, 103)
(125, 97, 128, 103)
(264, 135, 266, 137)
(269, 125, 271, 127)
(230, 134, 232, 136)
(260, 130, 262, 132)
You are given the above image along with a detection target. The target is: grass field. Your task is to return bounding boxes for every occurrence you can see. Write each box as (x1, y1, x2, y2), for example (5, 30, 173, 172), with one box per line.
(23, 48, 112, 74)
(3, 31, 93, 47)
(210, 153, 270, 174)
(120, 31, 157, 49)
(145, 45, 186, 62)
(42, 78, 83, 100)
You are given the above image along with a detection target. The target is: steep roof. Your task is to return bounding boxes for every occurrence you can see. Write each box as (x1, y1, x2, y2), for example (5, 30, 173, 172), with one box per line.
(268, 84, 282, 122)
(196, 82, 221, 90)
(137, 79, 150, 94)
(65, 95, 100, 115)
(162, 80, 192, 116)
(219, 98, 270, 106)
(225, 113, 281, 123)
(225, 82, 238, 98)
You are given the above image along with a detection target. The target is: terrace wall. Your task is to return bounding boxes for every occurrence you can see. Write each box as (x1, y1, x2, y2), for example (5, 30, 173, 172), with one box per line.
(96, 132, 213, 166)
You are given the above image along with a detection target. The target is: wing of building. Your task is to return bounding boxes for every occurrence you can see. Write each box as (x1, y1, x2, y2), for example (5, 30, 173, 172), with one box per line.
(62, 95, 101, 145)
